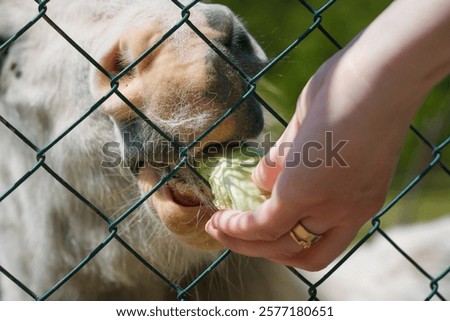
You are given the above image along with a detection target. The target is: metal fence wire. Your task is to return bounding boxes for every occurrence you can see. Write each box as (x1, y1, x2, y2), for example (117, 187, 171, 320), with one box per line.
(0, 0, 449, 301)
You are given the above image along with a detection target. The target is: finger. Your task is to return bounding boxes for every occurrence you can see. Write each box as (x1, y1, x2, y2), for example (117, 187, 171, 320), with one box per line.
(252, 117, 301, 193)
(206, 207, 360, 270)
(206, 217, 357, 269)
(271, 225, 360, 270)
(206, 198, 301, 242)
(206, 221, 306, 259)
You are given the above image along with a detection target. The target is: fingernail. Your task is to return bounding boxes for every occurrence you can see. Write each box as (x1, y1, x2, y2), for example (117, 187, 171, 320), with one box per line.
(205, 219, 214, 232)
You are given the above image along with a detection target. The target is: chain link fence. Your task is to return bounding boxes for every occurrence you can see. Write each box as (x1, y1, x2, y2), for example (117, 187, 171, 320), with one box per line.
(0, 0, 448, 301)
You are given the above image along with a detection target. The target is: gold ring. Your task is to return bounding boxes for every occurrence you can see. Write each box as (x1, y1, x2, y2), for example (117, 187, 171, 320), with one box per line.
(290, 222, 322, 249)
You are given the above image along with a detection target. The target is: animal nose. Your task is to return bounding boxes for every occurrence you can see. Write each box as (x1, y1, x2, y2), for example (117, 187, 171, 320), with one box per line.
(91, 4, 266, 152)
(197, 5, 267, 143)
(201, 4, 267, 73)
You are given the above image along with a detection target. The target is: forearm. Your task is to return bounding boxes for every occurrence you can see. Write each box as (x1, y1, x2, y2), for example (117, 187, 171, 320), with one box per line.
(297, 0, 449, 156)
(206, 0, 450, 271)
(288, 0, 450, 212)
(343, 0, 450, 116)
(352, 0, 450, 85)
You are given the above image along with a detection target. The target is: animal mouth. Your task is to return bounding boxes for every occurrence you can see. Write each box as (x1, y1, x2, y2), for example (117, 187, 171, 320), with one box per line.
(166, 174, 204, 207)
(137, 161, 221, 251)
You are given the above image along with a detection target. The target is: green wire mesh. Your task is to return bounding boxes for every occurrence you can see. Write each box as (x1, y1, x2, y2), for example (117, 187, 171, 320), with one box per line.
(0, 0, 448, 301)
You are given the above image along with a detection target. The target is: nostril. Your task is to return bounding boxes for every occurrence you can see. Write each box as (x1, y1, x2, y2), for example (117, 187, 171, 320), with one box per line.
(230, 27, 252, 52)
(112, 45, 138, 77)
(113, 52, 129, 75)
(219, 21, 252, 53)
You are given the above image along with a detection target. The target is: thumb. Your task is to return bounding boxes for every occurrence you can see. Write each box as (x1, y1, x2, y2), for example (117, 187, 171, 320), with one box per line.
(252, 117, 301, 192)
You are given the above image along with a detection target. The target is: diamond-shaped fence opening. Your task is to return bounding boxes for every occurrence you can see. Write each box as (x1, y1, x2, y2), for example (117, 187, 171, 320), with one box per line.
(0, 0, 448, 301)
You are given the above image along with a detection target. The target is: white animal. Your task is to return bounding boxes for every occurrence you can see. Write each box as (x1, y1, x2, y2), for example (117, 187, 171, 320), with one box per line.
(0, 0, 307, 300)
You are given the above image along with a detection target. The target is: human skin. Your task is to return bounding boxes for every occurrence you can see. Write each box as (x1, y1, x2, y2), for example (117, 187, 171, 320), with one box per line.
(205, 0, 450, 270)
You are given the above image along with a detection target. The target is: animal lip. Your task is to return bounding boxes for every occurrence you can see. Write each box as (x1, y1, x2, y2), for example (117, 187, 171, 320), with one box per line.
(139, 163, 212, 209)
(166, 178, 202, 207)
(137, 166, 222, 251)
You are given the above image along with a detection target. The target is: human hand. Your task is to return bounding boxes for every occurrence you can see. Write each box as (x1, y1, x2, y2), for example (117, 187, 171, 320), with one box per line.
(205, 0, 450, 270)
(205, 57, 407, 270)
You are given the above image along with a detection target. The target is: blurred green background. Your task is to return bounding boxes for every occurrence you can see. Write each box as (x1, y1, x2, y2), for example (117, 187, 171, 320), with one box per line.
(210, 0, 449, 226)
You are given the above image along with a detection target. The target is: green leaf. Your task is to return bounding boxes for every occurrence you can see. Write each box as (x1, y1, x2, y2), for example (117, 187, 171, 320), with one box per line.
(197, 145, 269, 211)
